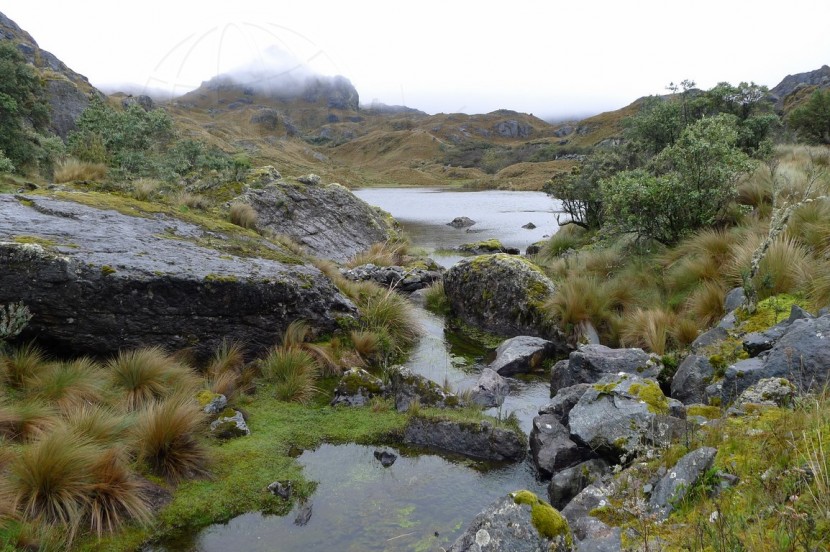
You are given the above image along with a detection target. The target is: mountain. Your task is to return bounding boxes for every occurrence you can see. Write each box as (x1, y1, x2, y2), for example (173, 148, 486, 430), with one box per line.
(770, 64, 830, 111)
(0, 11, 103, 138)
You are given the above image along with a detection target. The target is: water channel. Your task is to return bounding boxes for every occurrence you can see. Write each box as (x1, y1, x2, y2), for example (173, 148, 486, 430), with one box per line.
(158, 187, 561, 551)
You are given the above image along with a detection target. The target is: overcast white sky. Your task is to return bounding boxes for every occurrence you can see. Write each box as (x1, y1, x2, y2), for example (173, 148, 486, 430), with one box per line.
(4, 1, 829, 119)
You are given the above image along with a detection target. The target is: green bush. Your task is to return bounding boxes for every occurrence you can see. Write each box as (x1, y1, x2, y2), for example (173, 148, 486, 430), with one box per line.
(788, 89, 830, 144)
(0, 42, 49, 171)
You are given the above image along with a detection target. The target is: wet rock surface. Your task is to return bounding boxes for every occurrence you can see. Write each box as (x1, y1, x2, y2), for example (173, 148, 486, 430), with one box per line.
(447, 216, 476, 228)
(529, 415, 586, 478)
(403, 417, 526, 462)
(235, 171, 394, 262)
(470, 367, 510, 408)
(389, 367, 463, 411)
(340, 263, 442, 293)
(490, 335, 562, 376)
(0, 195, 355, 359)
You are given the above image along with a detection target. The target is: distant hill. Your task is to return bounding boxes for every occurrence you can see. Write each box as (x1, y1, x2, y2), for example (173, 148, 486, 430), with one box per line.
(0, 11, 103, 138)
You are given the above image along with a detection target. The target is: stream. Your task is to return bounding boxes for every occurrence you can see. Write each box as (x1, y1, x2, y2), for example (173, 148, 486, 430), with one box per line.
(157, 187, 561, 551)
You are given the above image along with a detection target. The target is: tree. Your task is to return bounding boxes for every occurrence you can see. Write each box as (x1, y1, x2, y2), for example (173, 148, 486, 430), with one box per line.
(788, 89, 830, 144)
(543, 146, 639, 230)
(602, 114, 753, 245)
(0, 42, 49, 170)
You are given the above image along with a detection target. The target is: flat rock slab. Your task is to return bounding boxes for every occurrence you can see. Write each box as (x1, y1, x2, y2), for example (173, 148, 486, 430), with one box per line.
(551, 345, 658, 395)
(403, 417, 526, 463)
(0, 194, 354, 359)
(649, 447, 717, 519)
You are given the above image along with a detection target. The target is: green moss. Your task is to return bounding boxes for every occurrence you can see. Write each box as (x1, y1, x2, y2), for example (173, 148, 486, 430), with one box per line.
(628, 380, 669, 414)
(101, 265, 116, 276)
(687, 404, 722, 419)
(196, 390, 220, 407)
(511, 490, 573, 545)
(12, 235, 57, 247)
(736, 294, 808, 333)
(459, 239, 503, 253)
(204, 273, 239, 283)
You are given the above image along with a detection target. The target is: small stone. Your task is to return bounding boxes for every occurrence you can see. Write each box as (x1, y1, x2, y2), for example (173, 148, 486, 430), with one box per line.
(267, 481, 292, 499)
(373, 450, 397, 467)
(522, 222, 537, 229)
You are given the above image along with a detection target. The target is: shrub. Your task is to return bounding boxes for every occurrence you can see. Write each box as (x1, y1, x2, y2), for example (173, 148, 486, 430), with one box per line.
(229, 203, 257, 229)
(260, 348, 319, 404)
(788, 89, 830, 144)
(132, 394, 210, 482)
(52, 158, 108, 183)
(0, 42, 49, 170)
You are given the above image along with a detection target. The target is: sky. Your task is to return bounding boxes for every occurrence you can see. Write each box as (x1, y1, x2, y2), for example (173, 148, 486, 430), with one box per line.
(4, 0, 829, 120)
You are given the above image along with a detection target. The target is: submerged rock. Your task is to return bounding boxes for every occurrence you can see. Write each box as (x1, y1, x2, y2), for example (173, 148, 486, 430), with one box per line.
(449, 491, 574, 552)
(444, 254, 566, 342)
(0, 195, 355, 360)
(470, 367, 510, 408)
(403, 417, 526, 462)
(447, 216, 476, 228)
(458, 239, 515, 255)
(267, 481, 292, 499)
(235, 176, 394, 262)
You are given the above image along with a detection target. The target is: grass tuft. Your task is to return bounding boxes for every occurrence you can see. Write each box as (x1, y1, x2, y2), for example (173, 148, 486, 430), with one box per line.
(1, 342, 49, 389)
(108, 347, 199, 411)
(26, 357, 105, 413)
(229, 203, 257, 230)
(53, 158, 107, 183)
(87, 448, 152, 537)
(260, 348, 320, 404)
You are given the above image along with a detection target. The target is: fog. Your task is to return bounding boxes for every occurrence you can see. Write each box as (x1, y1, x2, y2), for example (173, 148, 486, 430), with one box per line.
(4, 0, 830, 119)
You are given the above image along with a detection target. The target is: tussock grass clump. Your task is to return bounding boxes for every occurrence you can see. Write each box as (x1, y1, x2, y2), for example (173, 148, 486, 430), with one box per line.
(684, 281, 727, 328)
(358, 287, 421, 352)
(229, 203, 257, 230)
(87, 448, 152, 537)
(131, 179, 160, 201)
(1, 342, 49, 388)
(173, 191, 211, 211)
(620, 308, 676, 355)
(0, 401, 57, 442)
(1, 429, 98, 541)
(545, 276, 612, 339)
(132, 394, 210, 482)
(347, 240, 409, 268)
(536, 224, 588, 262)
(279, 320, 340, 377)
(349, 330, 380, 363)
(108, 347, 199, 411)
(26, 357, 105, 413)
(268, 233, 308, 258)
(53, 158, 108, 183)
(727, 234, 815, 299)
(261, 348, 320, 404)
(786, 199, 830, 252)
(63, 404, 130, 446)
(423, 281, 450, 315)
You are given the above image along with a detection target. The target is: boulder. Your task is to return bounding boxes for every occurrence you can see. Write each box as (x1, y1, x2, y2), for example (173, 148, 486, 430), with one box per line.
(388, 367, 462, 411)
(490, 336, 561, 376)
(548, 459, 609, 510)
(449, 491, 573, 552)
(723, 287, 745, 312)
(340, 263, 442, 294)
(742, 320, 791, 357)
(561, 484, 610, 524)
(568, 375, 688, 463)
(720, 356, 771, 406)
(530, 415, 586, 478)
(198, 392, 228, 415)
(754, 314, 830, 393)
(539, 384, 590, 426)
(649, 447, 717, 519)
(525, 241, 544, 256)
(671, 355, 715, 405)
(736, 377, 796, 407)
(447, 216, 476, 228)
(209, 410, 250, 439)
(235, 178, 394, 262)
(551, 345, 658, 395)
(0, 195, 355, 360)
(522, 222, 537, 229)
(470, 368, 510, 408)
(403, 416, 526, 462)
(330, 368, 385, 407)
(444, 254, 566, 342)
(458, 239, 513, 255)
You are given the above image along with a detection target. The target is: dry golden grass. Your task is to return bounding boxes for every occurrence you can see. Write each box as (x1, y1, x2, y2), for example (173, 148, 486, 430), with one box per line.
(229, 203, 258, 230)
(684, 281, 727, 328)
(173, 190, 211, 210)
(87, 448, 152, 537)
(727, 234, 816, 299)
(26, 357, 106, 413)
(620, 308, 677, 355)
(53, 158, 107, 183)
(348, 240, 409, 268)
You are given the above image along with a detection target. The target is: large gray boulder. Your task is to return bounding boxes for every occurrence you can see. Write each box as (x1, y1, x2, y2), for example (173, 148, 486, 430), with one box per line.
(539, 384, 591, 426)
(330, 368, 386, 407)
(444, 254, 567, 343)
(235, 173, 394, 262)
(568, 374, 687, 463)
(735, 377, 796, 408)
(671, 355, 715, 405)
(649, 447, 717, 519)
(529, 415, 586, 478)
(490, 336, 561, 376)
(470, 368, 510, 408)
(551, 345, 659, 395)
(449, 492, 573, 552)
(403, 417, 526, 462)
(0, 195, 355, 360)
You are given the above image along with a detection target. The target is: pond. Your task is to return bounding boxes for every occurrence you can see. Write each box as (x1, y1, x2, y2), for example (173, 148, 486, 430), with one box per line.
(156, 187, 561, 551)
